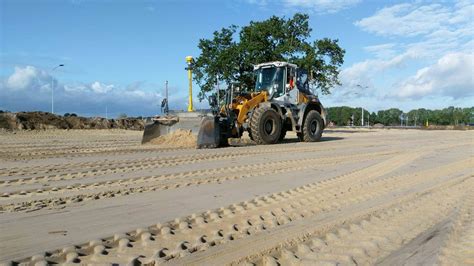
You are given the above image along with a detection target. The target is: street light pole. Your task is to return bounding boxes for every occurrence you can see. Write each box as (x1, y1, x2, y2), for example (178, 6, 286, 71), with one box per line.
(367, 112, 370, 127)
(355, 85, 368, 127)
(51, 64, 64, 114)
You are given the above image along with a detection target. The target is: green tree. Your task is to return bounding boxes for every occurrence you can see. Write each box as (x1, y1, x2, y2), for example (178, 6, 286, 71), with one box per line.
(327, 106, 355, 126)
(193, 13, 345, 100)
(376, 108, 403, 126)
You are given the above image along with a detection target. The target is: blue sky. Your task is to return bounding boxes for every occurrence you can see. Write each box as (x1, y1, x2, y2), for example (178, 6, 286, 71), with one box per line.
(1, 0, 472, 117)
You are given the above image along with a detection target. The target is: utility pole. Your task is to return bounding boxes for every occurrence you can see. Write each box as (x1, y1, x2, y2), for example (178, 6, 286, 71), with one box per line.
(355, 84, 368, 126)
(367, 113, 370, 127)
(51, 64, 64, 114)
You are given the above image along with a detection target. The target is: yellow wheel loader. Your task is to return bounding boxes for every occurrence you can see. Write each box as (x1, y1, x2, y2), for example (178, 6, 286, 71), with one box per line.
(197, 61, 327, 148)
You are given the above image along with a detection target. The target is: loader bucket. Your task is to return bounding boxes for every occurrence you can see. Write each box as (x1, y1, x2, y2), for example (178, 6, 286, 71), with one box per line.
(142, 114, 206, 144)
(141, 116, 180, 144)
(197, 116, 223, 149)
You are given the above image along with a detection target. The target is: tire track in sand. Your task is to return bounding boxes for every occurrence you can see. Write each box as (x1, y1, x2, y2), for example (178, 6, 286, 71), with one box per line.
(0, 150, 394, 212)
(436, 193, 474, 265)
(0, 139, 388, 186)
(11, 151, 442, 264)
(242, 175, 472, 266)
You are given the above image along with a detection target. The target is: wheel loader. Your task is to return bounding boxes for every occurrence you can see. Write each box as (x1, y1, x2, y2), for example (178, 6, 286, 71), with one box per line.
(197, 61, 326, 148)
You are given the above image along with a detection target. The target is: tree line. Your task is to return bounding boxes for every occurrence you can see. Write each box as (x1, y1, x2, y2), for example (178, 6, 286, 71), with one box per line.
(326, 106, 474, 126)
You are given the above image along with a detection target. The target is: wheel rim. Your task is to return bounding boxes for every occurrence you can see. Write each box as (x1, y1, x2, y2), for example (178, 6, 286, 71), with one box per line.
(264, 119, 274, 135)
(310, 120, 318, 135)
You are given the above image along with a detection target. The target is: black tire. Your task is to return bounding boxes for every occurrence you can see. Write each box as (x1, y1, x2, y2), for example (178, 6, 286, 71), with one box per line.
(301, 110, 323, 142)
(297, 132, 303, 141)
(250, 106, 281, 144)
(219, 136, 229, 147)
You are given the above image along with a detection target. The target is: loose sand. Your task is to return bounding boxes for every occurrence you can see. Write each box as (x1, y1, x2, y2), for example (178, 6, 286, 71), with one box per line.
(146, 129, 256, 148)
(0, 128, 472, 265)
(148, 129, 197, 148)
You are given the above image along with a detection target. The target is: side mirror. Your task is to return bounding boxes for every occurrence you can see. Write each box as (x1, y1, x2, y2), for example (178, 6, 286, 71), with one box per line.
(208, 95, 217, 108)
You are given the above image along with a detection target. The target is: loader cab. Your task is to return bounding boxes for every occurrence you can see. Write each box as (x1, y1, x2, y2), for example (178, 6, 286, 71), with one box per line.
(254, 62, 298, 99)
(255, 66, 284, 98)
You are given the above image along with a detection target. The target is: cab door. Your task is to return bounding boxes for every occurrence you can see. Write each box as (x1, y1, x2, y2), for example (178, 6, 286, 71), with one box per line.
(284, 67, 298, 105)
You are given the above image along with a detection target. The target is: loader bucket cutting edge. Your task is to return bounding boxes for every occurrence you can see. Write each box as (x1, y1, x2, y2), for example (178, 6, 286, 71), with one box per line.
(197, 116, 221, 149)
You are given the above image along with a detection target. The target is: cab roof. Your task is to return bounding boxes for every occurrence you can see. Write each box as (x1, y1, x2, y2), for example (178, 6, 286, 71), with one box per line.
(253, 61, 298, 70)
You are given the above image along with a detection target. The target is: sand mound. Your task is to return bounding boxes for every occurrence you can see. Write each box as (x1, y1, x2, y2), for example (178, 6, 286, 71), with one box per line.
(149, 130, 256, 148)
(149, 129, 197, 148)
(0, 111, 145, 130)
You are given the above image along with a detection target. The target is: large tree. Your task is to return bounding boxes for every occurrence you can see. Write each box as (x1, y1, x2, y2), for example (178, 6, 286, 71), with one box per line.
(193, 13, 345, 100)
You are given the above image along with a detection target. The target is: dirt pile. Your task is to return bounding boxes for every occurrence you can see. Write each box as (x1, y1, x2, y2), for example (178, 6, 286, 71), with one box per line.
(148, 129, 197, 148)
(0, 111, 145, 130)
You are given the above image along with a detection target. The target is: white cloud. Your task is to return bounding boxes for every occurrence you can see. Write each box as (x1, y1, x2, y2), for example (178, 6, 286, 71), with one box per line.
(283, 0, 361, 13)
(364, 43, 397, 59)
(355, 3, 453, 37)
(340, 51, 414, 90)
(247, 0, 361, 13)
(394, 52, 474, 99)
(6, 66, 49, 91)
(0, 66, 169, 116)
(90, 81, 114, 94)
(340, 0, 474, 106)
(246, 0, 268, 6)
(355, 1, 473, 42)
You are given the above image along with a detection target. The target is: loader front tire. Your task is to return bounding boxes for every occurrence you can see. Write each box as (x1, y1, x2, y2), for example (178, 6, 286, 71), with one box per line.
(250, 106, 281, 144)
(301, 110, 323, 142)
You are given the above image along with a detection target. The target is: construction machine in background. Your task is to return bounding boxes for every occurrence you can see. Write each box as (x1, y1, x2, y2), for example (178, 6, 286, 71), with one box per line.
(197, 61, 326, 148)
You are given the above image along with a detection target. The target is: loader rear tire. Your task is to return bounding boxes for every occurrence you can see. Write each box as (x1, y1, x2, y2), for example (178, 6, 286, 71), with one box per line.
(250, 106, 281, 145)
(301, 110, 323, 142)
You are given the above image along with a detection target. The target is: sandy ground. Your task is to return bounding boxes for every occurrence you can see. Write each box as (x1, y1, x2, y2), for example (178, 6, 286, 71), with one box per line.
(0, 128, 472, 265)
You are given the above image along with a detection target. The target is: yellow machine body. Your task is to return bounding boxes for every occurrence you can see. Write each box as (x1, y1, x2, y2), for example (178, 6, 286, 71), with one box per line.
(232, 91, 269, 126)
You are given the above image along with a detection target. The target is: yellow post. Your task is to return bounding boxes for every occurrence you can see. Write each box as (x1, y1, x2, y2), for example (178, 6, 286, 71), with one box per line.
(186, 56, 194, 112)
